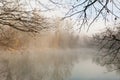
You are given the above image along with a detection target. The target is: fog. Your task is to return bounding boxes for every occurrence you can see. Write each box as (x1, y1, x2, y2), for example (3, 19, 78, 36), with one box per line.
(0, 50, 80, 80)
(0, 28, 94, 80)
(0, 29, 119, 80)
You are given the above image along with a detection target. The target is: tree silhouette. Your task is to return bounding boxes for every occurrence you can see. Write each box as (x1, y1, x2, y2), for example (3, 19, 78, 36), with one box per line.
(93, 25, 120, 72)
(50, 0, 120, 30)
(0, 0, 50, 33)
(49, 0, 120, 72)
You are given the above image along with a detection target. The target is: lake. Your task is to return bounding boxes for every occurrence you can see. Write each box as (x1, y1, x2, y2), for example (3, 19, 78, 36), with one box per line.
(0, 48, 119, 80)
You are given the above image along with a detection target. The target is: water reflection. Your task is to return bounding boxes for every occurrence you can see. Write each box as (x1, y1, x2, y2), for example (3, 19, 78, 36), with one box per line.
(69, 48, 120, 80)
(0, 48, 119, 80)
(0, 50, 80, 80)
(70, 57, 120, 80)
(94, 50, 120, 75)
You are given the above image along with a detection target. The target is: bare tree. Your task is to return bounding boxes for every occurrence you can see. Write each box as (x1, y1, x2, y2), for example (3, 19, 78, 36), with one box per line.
(93, 25, 120, 72)
(49, 0, 120, 72)
(0, 0, 50, 33)
(50, 0, 120, 30)
(0, 0, 54, 50)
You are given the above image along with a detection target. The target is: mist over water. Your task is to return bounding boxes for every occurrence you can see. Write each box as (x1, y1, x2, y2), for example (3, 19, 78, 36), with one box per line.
(0, 29, 119, 80)
(0, 29, 85, 80)
(0, 50, 80, 80)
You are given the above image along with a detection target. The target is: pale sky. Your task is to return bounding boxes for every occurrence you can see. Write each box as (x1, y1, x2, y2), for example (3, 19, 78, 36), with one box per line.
(23, 0, 117, 36)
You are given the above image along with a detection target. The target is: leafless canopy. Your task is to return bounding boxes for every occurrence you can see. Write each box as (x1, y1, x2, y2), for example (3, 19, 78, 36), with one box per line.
(50, 0, 120, 30)
(93, 26, 120, 72)
(0, 0, 50, 33)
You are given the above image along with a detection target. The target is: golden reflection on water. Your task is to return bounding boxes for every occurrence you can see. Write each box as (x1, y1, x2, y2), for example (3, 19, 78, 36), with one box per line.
(0, 29, 119, 80)
(0, 50, 80, 80)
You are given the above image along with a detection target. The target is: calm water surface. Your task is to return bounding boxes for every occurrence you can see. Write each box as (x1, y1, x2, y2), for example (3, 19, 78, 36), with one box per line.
(0, 48, 119, 80)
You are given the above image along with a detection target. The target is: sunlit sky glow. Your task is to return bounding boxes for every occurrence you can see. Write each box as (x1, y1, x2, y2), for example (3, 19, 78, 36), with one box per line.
(23, 0, 118, 36)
